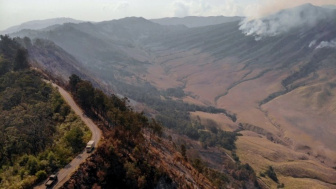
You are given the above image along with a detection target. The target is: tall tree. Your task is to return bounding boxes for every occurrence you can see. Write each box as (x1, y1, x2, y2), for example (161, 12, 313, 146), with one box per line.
(13, 48, 29, 71)
(69, 74, 81, 92)
(76, 81, 94, 110)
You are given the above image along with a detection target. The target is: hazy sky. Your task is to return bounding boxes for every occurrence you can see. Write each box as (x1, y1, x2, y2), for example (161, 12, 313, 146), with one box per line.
(1, 0, 335, 31)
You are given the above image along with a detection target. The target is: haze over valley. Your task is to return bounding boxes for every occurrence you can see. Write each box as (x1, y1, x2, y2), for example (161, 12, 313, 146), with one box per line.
(1, 1, 336, 188)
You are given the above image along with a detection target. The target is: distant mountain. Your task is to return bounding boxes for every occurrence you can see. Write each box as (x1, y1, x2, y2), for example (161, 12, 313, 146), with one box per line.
(10, 17, 188, 88)
(322, 4, 336, 9)
(151, 16, 242, 28)
(1, 17, 83, 34)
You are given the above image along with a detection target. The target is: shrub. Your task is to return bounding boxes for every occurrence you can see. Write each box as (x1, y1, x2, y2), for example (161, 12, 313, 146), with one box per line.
(20, 175, 36, 189)
(65, 126, 85, 153)
(27, 156, 39, 175)
(20, 169, 25, 179)
(19, 155, 30, 166)
(259, 172, 265, 177)
(277, 183, 285, 188)
(266, 166, 278, 182)
(232, 152, 240, 162)
(35, 170, 47, 182)
(38, 160, 49, 171)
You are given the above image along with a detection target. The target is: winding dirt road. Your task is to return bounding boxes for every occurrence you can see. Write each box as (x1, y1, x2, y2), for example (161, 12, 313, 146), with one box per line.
(34, 83, 102, 189)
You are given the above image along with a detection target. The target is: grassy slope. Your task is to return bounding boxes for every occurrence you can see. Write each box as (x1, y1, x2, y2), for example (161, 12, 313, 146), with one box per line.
(236, 134, 336, 188)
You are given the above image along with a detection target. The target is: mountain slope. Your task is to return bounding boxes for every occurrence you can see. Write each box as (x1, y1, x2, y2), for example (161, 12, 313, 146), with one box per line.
(151, 16, 242, 28)
(0, 36, 91, 189)
(59, 75, 260, 189)
(11, 17, 188, 91)
(1, 17, 83, 35)
(8, 4, 336, 188)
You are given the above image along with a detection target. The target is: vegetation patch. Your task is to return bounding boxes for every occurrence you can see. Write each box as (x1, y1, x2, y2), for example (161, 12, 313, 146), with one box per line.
(62, 75, 261, 188)
(0, 36, 90, 189)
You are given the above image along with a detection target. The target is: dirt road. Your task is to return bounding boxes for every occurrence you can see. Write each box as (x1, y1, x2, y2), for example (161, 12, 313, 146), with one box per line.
(34, 83, 102, 189)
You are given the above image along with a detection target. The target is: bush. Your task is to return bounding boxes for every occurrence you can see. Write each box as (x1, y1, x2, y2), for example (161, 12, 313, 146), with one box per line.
(266, 166, 278, 182)
(27, 156, 39, 175)
(19, 155, 30, 166)
(259, 172, 265, 177)
(65, 126, 85, 153)
(232, 152, 240, 162)
(38, 160, 49, 171)
(20, 176, 36, 189)
(35, 170, 47, 182)
(20, 169, 25, 179)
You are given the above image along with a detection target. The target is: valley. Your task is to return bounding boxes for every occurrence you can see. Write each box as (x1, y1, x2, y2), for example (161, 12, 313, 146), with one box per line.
(5, 3, 336, 188)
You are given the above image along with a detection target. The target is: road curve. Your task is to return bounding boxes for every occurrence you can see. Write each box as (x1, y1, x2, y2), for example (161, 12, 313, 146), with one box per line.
(34, 83, 102, 189)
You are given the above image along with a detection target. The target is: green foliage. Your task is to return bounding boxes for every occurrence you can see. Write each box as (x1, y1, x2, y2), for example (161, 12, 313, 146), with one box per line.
(47, 151, 57, 170)
(19, 155, 30, 166)
(35, 170, 47, 182)
(76, 81, 94, 109)
(27, 156, 39, 175)
(0, 37, 90, 189)
(65, 126, 85, 153)
(20, 176, 36, 189)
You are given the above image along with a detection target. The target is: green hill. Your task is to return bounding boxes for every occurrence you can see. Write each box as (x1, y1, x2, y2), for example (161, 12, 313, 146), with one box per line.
(0, 35, 90, 188)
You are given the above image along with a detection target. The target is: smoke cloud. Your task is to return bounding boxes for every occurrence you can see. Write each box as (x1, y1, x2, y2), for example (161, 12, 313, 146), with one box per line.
(316, 40, 336, 49)
(239, 1, 335, 40)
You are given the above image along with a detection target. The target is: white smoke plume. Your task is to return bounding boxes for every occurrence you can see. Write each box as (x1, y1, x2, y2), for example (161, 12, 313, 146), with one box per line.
(316, 40, 336, 49)
(309, 40, 317, 48)
(239, 3, 335, 40)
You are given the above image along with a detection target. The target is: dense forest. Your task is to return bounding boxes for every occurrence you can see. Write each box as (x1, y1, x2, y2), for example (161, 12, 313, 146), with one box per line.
(0, 35, 90, 188)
